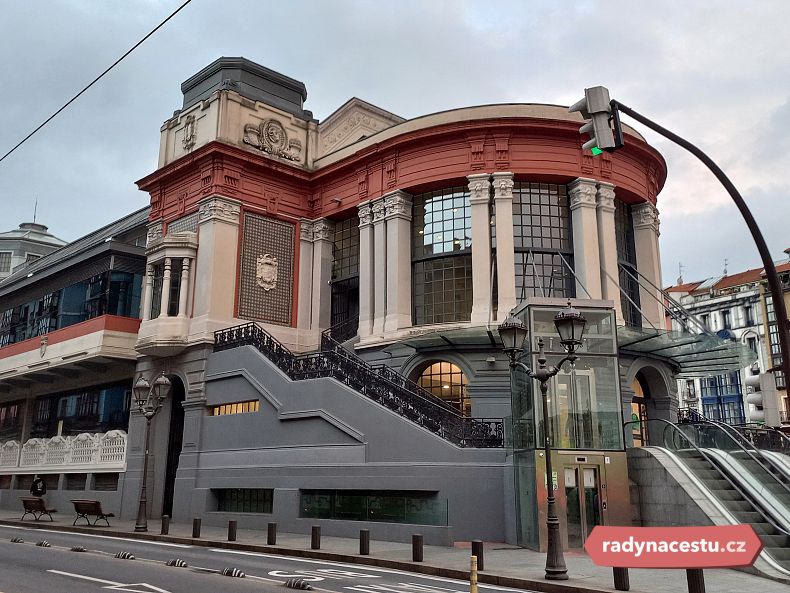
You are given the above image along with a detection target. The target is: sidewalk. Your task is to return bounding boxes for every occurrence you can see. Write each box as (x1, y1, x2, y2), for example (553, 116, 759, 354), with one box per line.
(1, 515, 787, 593)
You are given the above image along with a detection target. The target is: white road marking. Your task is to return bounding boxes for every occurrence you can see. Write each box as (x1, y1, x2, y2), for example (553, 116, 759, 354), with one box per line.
(208, 550, 525, 591)
(47, 570, 122, 586)
(47, 571, 172, 593)
(3, 527, 191, 547)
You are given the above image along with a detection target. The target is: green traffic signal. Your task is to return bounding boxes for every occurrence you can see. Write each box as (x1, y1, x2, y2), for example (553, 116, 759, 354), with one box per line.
(591, 146, 603, 156)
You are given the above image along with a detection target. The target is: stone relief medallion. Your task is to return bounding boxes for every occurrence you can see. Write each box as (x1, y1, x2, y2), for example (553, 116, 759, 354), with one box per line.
(256, 254, 278, 291)
(182, 115, 197, 150)
(243, 119, 302, 162)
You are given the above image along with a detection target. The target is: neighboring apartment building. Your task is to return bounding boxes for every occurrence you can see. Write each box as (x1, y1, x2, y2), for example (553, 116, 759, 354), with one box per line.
(0, 222, 66, 281)
(0, 57, 753, 550)
(759, 259, 790, 428)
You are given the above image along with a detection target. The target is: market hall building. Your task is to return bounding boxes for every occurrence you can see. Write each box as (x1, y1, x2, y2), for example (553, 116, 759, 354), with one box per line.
(0, 57, 752, 549)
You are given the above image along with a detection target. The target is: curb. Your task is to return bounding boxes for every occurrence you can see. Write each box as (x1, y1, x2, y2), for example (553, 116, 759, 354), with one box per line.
(0, 519, 617, 593)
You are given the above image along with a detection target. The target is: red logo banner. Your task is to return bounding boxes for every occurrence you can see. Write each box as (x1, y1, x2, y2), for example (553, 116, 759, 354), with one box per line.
(584, 525, 763, 568)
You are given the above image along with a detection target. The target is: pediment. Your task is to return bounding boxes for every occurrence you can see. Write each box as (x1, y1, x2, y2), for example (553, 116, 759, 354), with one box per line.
(318, 97, 404, 156)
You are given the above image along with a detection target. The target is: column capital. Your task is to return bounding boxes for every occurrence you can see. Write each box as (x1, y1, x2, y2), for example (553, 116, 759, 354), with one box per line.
(312, 218, 334, 242)
(371, 196, 386, 224)
(299, 218, 315, 242)
(633, 202, 660, 233)
(568, 177, 598, 210)
(467, 173, 491, 205)
(198, 196, 242, 225)
(596, 182, 616, 212)
(492, 172, 514, 201)
(358, 201, 372, 228)
(383, 189, 412, 221)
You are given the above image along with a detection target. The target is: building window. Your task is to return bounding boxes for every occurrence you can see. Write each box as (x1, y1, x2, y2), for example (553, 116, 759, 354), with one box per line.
(25, 253, 41, 263)
(766, 295, 786, 390)
(31, 382, 131, 438)
(743, 305, 754, 326)
(216, 488, 273, 513)
(0, 400, 22, 441)
(417, 361, 470, 416)
(331, 217, 360, 327)
(513, 183, 574, 301)
(0, 252, 12, 273)
(300, 490, 444, 525)
(700, 314, 710, 331)
(150, 263, 164, 319)
(167, 259, 183, 316)
(210, 400, 260, 416)
(700, 372, 745, 425)
(412, 187, 473, 325)
(92, 473, 119, 491)
(746, 336, 758, 353)
(721, 309, 731, 329)
(615, 200, 641, 327)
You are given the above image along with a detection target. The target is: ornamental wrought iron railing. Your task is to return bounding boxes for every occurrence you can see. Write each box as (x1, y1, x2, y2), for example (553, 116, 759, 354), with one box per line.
(214, 322, 504, 448)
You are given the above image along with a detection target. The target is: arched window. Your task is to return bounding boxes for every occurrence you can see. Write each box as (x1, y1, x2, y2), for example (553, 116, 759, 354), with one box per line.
(417, 361, 470, 416)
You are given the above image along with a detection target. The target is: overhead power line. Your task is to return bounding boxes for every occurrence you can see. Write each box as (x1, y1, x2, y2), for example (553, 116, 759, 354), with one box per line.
(0, 0, 195, 166)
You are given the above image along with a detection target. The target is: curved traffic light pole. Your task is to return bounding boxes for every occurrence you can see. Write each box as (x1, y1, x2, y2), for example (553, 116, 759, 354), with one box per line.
(611, 99, 790, 398)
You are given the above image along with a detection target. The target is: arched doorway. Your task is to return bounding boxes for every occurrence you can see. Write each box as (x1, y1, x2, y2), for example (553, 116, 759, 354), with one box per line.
(161, 375, 185, 517)
(631, 372, 649, 446)
(416, 361, 470, 416)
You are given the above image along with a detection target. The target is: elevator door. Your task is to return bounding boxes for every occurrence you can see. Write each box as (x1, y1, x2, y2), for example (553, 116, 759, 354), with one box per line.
(564, 465, 602, 548)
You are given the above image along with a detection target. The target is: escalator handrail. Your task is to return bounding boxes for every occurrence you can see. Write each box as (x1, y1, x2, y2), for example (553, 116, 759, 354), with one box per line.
(731, 422, 790, 452)
(624, 418, 790, 538)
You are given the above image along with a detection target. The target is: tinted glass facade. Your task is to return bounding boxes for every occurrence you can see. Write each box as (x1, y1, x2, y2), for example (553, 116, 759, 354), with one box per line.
(615, 200, 641, 327)
(331, 217, 360, 327)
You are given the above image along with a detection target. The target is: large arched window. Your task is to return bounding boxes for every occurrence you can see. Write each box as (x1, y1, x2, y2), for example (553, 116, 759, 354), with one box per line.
(412, 187, 473, 325)
(417, 361, 470, 416)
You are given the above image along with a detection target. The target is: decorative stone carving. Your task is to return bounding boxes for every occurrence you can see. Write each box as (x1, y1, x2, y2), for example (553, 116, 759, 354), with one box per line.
(39, 336, 47, 358)
(146, 222, 164, 245)
(371, 198, 386, 223)
(358, 202, 372, 228)
(322, 113, 380, 152)
(384, 191, 412, 220)
(467, 175, 490, 204)
(633, 202, 660, 233)
(256, 254, 278, 291)
(596, 183, 616, 211)
(492, 173, 514, 201)
(182, 115, 197, 150)
(198, 197, 241, 224)
(568, 179, 598, 209)
(312, 218, 334, 242)
(384, 158, 397, 188)
(299, 219, 314, 242)
(243, 119, 302, 162)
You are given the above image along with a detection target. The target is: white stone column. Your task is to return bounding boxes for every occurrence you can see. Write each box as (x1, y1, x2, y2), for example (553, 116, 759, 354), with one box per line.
(177, 258, 190, 317)
(371, 197, 387, 336)
(492, 172, 516, 320)
(158, 258, 172, 318)
(632, 202, 664, 328)
(311, 219, 334, 332)
(568, 178, 602, 299)
(357, 202, 374, 339)
(468, 173, 492, 324)
(296, 219, 315, 333)
(384, 190, 413, 333)
(596, 182, 623, 323)
(141, 263, 153, 321)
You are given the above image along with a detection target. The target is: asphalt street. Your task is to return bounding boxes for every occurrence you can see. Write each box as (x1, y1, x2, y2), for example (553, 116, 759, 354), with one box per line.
(0, 525, 535, 593)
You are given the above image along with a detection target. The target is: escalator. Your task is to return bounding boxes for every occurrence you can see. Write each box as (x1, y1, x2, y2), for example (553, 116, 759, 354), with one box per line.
(627, 418, 790, 577)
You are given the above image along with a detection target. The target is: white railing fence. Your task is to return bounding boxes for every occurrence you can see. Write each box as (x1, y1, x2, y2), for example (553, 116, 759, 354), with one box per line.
(0, 431, 127, 470)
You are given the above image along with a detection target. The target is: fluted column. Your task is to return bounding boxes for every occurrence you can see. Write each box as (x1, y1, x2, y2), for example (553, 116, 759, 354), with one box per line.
(492, 172, 516, 320)
(632, 202, 664, 328)
(357, 202, 374, 339)
(371, 197, 387, 336)
(296, 219, 315, 333)
(177, 258, 190, 317)
(311, 219, 334, 332)
(568, 178, 602, 299)
(141, 263, 153, 321)
(468, 173, 492, 324)
(384, 190, 413, 333)
(158, 258, 172, 318)
(596, 182, 622, 323)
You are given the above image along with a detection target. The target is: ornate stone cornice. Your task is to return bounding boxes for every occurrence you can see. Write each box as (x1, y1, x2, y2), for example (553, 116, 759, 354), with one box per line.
(568, 177, 598, 210)
(198, 196, 241, 225)
(632, 202, 660, 234)
(358, 201, 372, 228)
(371, 197, 386, 224)
(467, 173, 491, 205)
(299, 218, 314, 242)
(596, 182, 616, 212)
(312, 218, 334, 242)
(383, 190, 412, 221)
(492, 172, 514, 201)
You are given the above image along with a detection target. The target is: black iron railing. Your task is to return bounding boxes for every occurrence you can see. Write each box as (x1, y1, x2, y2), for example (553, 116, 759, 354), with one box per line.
(677, 407, 707, 423)
(215, 322, 504, 448)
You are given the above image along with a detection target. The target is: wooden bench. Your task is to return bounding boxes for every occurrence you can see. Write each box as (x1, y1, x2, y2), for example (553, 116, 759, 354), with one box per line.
(70, 499, 115, 526)
(20, 497, 57, 522)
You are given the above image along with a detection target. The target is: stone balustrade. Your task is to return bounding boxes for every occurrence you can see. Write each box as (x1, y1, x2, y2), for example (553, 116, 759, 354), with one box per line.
(0, 431, 127, 472)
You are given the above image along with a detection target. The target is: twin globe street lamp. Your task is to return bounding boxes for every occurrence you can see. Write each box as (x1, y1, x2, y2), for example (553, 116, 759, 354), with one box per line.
(132, 372, 171, 532)
(498, 302, 587, 581)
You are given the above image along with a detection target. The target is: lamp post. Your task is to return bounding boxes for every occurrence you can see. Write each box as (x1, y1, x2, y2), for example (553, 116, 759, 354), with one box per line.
(132, 372, 171, 532)
(498, 301, 587, 581)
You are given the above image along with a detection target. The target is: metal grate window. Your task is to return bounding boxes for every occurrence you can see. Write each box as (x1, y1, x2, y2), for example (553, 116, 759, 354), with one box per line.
(417, 361, 470, 416)
(331, 217, 360, 282)
(0, 252, 11, 274)
(216, 488, 273, 513)
(412, 187, 471, 258)
(615, 200, 641, 327)
(413, 256, 473, 325)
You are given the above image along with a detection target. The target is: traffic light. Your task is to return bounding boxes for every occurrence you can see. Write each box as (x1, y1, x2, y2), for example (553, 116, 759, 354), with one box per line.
(569, 86, 615, 154)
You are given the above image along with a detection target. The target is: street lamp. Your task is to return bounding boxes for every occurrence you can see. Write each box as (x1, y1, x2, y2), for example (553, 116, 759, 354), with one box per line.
(132, 372, 171, 532)
(498, 302, 587, 581)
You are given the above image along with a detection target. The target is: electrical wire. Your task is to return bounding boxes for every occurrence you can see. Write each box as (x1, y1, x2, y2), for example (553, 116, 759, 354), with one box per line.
(0, 0, 195, 166)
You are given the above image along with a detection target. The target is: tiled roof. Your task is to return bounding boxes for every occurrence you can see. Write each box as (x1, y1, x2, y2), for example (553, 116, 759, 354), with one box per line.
(712, 266, 764, 290)
(665, 281, 702, 293)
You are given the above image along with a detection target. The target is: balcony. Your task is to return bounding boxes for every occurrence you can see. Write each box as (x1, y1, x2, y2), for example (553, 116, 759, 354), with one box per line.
(0, 315, 139, 389)
(0, 430, 127, 473)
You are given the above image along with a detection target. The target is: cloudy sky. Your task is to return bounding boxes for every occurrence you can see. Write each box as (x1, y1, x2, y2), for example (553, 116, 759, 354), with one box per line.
(1, 0, 788, 285)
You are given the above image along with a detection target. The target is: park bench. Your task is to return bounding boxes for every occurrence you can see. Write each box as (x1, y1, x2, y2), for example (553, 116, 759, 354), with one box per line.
(70, 499, 114, 526)
(20, 496, 57, 522)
